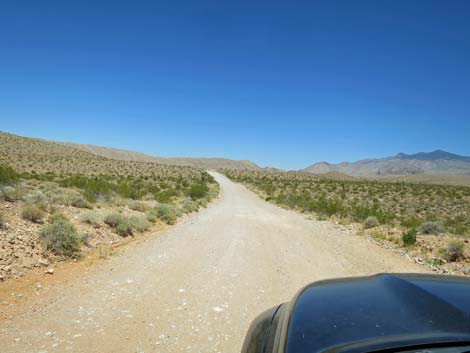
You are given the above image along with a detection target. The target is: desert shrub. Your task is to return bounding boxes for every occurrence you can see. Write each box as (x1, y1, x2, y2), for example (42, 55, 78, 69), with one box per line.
(104, 213, 125, 228)
(419, 221, 445, 235)
(402, 228, 417, 246)
(128, 200, 149, 212)
(80, 211, 101, 225)
(181, 198, 198, 213)
(24, 190, 49, 211)
(0, 164, 18, 185)
(364, 216, 379, 229)
(116, 219, 133, 236)
(0, 212, 5, 228)
(188, 183, 209, 200)
(444, 240, 465, 262)
(40, 219, 82, 257)
(154, 204, 177, 225)
(21, 204, 45, 223)
(146, 208, 158, 223)
(48, 212, 68, 223)
(104, 212, 133, 236)
(128, 216, 151, 232)
(155, 189, 178, 203)
(1, 186, 19, 202)
(70, 195, 93, 209)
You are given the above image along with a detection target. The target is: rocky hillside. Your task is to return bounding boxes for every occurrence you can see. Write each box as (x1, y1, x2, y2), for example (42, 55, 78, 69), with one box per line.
(304, 150, 470, 177)
(59, 141, 261, 170)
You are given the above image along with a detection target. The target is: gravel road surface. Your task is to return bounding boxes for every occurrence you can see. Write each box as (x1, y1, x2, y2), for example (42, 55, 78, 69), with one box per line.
(0, 172, 426, 353)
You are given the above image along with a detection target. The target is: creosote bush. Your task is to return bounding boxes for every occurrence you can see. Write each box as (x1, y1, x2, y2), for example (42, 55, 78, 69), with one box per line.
(419, 221, 445, 235)
(0, 164, 19, 185)
(154, 204, 177, 225)
(21, 204, 45, 223)
(116, 219, 133, 237)
(363, 216, 379, 229)
(402, 228, 417, 247)
(104, 212, 134, 236)
(40, 219, 82, 257)
(188, 183, 209, 200)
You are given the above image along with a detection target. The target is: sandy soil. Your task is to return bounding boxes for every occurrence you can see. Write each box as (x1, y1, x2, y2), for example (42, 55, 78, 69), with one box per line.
(0, 172, 427, 353)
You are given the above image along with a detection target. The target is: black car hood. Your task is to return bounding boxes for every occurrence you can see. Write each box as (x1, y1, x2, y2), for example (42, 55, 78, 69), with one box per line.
(285, 274, 470, 353)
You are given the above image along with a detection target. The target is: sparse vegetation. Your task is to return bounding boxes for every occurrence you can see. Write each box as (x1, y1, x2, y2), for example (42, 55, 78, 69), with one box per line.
(0, 212, 5, 228)
(40, 219, 82, 257)
(0, 132, 219, 281)
(222, 169, 470, 237)
(21, 204, 45, 223)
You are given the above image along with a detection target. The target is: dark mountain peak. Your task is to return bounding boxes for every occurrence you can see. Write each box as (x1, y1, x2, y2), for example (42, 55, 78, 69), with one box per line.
(395, 150, 470, 162)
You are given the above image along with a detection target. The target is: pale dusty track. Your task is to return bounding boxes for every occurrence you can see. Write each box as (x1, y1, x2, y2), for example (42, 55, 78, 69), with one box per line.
(0, 172, 427, 353)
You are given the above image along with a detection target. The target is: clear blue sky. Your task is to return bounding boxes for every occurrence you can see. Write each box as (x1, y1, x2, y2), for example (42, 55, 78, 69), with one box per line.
(1, 1, 469, 169)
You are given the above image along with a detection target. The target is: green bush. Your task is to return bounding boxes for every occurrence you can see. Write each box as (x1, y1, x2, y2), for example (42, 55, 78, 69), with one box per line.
(70, 195, 93, 209)
(104, 212, 134, 236)
(104, 213, 125, 228)
(128, 200, 149, 212)
(155, 189, 178, 203)
(445, 240, 465, 262)
(128, 216, 151, 232)
(154, 204, 177, 225)
(181, 198, 198, 213)
(40, 219, 82, 257)
(116, 219, 133, 236)
(402, 228, 417, 246)
(188, 183, 209, 200)
(419, 221, 445, 235)
(0, 164, 18, 185)
(364, 216, 379, 229)
(80, 211, 101, 225)
(48, 212, 68, 223)
(146, 208, 158, 223)
(21, 204, 45, 223)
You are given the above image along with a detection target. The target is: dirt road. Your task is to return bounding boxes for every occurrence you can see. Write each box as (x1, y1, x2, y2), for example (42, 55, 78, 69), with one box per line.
(0, 172, 426, 353)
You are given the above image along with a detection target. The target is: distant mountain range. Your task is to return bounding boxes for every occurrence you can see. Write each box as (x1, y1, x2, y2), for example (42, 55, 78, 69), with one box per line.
(2, 131, 469, 177)
(304, 150, 470, 176)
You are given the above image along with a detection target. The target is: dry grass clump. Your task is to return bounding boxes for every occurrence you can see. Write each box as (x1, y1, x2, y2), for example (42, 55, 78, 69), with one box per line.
(444, 240, 465, 262)
(21, 204, 45, 223)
